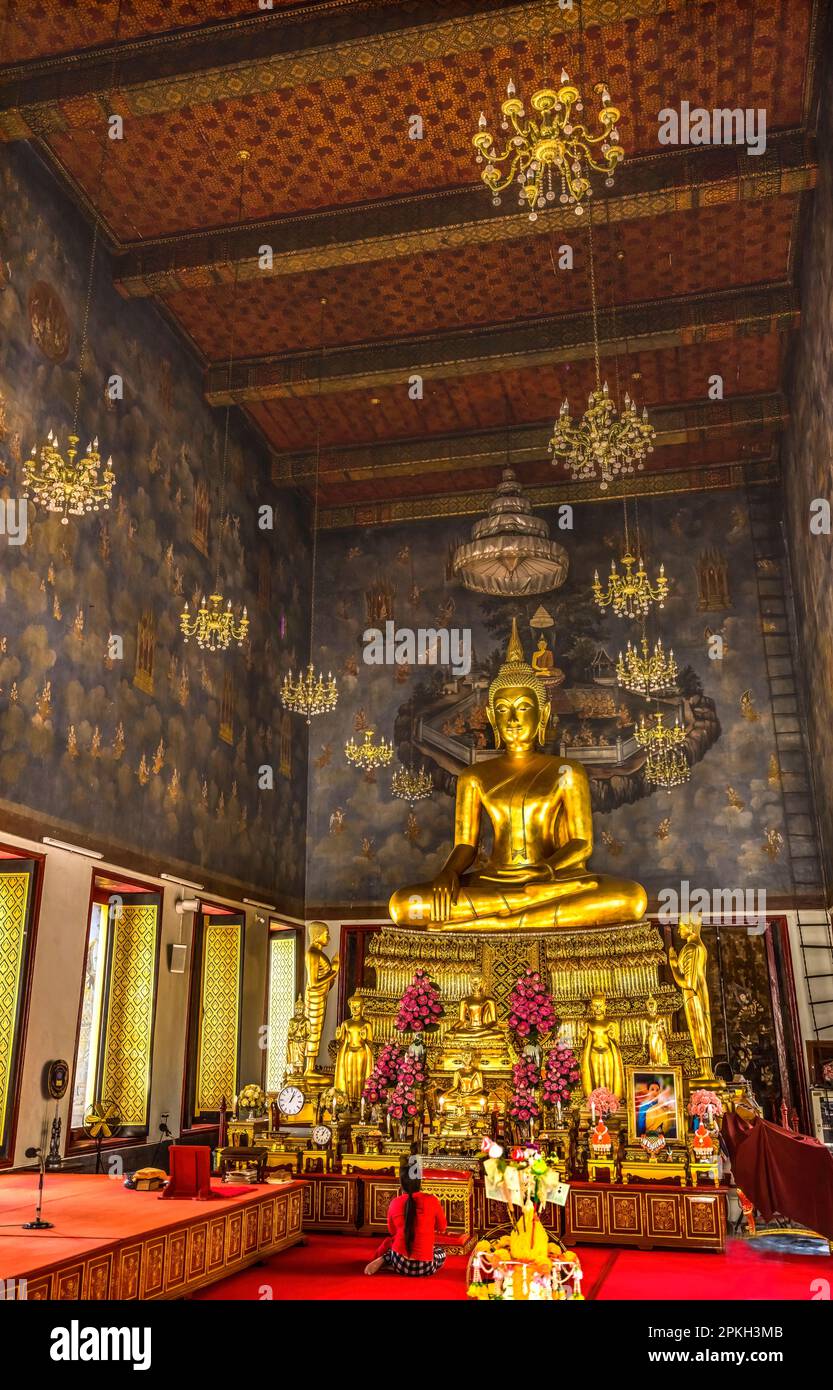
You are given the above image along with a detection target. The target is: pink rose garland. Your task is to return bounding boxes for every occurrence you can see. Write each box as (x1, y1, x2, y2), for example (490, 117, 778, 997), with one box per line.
(542, 1040, 581, 1106)
(395, 967, 444, 1033)
(507, 970, 557, 1043)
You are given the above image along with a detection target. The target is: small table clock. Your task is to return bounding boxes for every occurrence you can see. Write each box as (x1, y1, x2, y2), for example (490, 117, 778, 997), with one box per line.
(278, 1084, 305, 1117)
(312, 1124, 332, 1148)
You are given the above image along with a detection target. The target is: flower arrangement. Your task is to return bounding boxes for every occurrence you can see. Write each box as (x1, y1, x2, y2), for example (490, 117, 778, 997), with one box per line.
(395, 967, 444, 1033)
(507, 970, 557, 1042)
(542, 1040, 581, 1108)
(586, 1086, 620, 1119)
(509, 1056, 541, 1122)
(688, 1089, 725, 1123)
(362, 1041, 403, 1105)
(388, 1052, 427, 1121)
(238, 1083, 266, 1115)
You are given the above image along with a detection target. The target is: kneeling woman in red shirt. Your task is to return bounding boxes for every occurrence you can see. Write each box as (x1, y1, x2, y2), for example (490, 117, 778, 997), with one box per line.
(365, 1158, 447, 1277)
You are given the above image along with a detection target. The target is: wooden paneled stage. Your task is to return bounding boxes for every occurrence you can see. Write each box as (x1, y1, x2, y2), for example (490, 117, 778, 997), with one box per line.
(0, 1173, 304, 1299)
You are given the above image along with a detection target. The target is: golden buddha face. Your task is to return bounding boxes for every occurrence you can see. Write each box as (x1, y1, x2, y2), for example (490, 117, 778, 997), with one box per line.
(348, 995, 363, 1018)
(487, 684, 551, 752)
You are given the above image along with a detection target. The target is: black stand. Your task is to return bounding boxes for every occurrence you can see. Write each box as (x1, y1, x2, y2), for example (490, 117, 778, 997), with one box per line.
(23, 1149, 53, 1230)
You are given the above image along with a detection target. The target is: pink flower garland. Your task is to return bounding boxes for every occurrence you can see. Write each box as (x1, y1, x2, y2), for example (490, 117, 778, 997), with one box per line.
(388, 1053, 427, 1120)
(587, 1086, 620, 1118)
(542, 1040, 581, 1106)
(688, 1089, 724, 1121)
(509, 1055, 541, 1122)
(507, 970, 557, 1042)
(395, 968, 444, 1033)
(362, 1041, 403, 1104)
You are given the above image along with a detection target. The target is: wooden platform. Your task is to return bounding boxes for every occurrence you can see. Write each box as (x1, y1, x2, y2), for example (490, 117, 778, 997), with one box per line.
(0, 1173, 304, 1299)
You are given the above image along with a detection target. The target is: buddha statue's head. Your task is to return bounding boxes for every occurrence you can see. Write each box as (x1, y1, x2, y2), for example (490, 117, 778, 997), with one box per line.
(487, 619, 552, 751)
(293, 994, 305, 1018)
(309, 921, 329, 947)
(646, 993, 658, 1017)
(347, 994, 363, 1018)
(589, 992, 607, 1021)
(679, 912, 703, 942)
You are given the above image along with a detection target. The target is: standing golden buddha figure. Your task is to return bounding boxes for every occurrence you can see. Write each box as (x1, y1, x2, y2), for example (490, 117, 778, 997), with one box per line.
(668, 914, 714, 1078)
(333, 995, 374, 1105)
(580, 992, 625, 1098)
(642, 993, 670, 1066)
(304, 922, 340, 1079)
(284, 995, 309, 1081)
(388, 620, 647, 932)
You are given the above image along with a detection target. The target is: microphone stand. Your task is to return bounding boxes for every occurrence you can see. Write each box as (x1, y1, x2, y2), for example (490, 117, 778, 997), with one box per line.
(23, 1146, 54, 1229)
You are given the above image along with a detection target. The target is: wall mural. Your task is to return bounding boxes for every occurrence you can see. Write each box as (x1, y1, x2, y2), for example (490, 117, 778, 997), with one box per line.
(784, 63, 833, 874)
(0, 145, 310, 905)
(307, 488, 791, 908)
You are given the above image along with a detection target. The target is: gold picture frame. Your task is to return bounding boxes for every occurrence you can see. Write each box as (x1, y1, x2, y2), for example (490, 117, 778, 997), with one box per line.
(625, 1065, 683, 1144)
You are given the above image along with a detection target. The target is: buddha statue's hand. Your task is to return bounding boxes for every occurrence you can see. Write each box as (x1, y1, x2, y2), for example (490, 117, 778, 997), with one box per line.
(522, 863, 557, 891)
(431, 868, 460, 923)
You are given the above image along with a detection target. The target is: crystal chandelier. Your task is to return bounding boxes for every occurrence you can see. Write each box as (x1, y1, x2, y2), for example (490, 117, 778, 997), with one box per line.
(391, 764, 433, 806)
(473, 72, 623, 221)
(549, 199, 655, 488)
(282, 663, 338, 723)
(549, 382, 655, 489)
(180, 592, 249, 652)
(345, 729, 393, 772)
(281, 296, 338, 722)
(180, 153, 252, 658)
(593, 551, 668, 620)
(23, 431, 114, 525)
(635, 710, 690, 790)
(616, 634, 677, 698)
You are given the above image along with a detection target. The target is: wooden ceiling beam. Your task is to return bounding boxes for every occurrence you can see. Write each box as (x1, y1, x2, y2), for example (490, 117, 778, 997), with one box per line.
(270, 390, 786, 487)
(207, 283, 798, 402)
(0, 0, 675, 139)
(316, 451, 780, 528)
(110, 132, 816, 293)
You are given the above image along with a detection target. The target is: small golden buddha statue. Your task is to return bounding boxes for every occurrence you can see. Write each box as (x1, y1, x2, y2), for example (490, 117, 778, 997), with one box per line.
(668, 914, 714, 1078)
(446, 973, 506, 1051)
(641, 993, 670, 1066)
(437, 1049, 488, 1125)
(304, 922, 340, 1079)
(333, 995, 374, 1106)
(531, 633, 565, 686)
(389, 620, 647, 932)
(580, 993, 624, 1098)
(284, 995, 309, 1079)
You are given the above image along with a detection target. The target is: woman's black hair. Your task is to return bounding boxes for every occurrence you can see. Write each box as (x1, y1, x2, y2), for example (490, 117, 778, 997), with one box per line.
(400, 1155, 423, 1255)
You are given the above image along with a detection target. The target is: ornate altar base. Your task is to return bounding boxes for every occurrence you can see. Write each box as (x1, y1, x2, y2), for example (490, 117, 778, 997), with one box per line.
(0, 1172, 304, 1299)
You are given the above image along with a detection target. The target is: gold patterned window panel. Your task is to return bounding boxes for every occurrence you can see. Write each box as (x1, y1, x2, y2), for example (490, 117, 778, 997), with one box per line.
(0, 863, 36, 1157)
(194, 919, 243, 1116)
(265, 933, 296, 1093)
(99, 899, 160, 1130)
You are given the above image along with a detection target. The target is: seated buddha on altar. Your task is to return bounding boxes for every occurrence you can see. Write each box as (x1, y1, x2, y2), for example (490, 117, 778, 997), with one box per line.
(436, 1049, 490, 1137)
(389, 621, 647, 932)
(443, 973, 511, 1068)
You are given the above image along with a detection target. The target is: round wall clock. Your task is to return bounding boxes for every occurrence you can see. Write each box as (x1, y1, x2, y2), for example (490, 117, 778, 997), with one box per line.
(311, 1124, 332, 1148)
(278, 1084, 305, 1117)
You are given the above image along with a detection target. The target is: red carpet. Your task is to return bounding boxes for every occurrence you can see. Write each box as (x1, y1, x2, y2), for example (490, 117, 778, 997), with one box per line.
(193, 1234, 831, 1301)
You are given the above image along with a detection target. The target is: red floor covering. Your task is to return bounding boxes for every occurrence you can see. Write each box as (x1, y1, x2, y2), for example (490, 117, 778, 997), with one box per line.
(192, 1234, 831, 1302)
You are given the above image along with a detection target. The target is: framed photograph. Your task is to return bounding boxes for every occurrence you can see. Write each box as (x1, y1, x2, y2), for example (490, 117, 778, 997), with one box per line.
(810, 1089, 833, 1150)
(625, 1066, 683, 1143)
(806, 1041, 833, 1089)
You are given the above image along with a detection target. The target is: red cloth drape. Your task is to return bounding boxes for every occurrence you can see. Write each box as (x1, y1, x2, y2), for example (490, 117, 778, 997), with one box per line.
(722, 1112, 833, 1239)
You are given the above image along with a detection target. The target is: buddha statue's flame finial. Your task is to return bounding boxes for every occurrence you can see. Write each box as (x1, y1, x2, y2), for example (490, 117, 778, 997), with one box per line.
(506, 616, 525, 663)
(488, 617, 547, 711)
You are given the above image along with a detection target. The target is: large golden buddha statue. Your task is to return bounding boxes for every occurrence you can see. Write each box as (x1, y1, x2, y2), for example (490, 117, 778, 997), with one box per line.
(389, 621, 647, 932)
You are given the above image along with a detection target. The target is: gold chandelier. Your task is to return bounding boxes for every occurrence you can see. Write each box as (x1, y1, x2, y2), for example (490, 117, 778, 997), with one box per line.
(473, 72, 623, 220)
(282, 663, 338, 723)
(635, 710, 690, 790)
(281, 296, 338, 723)
(23, 432, 114, 525)
(179, 153, 252, 658)
(391, 764, 433, 805)
(616, 634, 677, 698)
(180, 592, 249, 652)
(549, 382, 655, 489)
(345, 729, 394, 772)
(593, 551, 668, 620)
